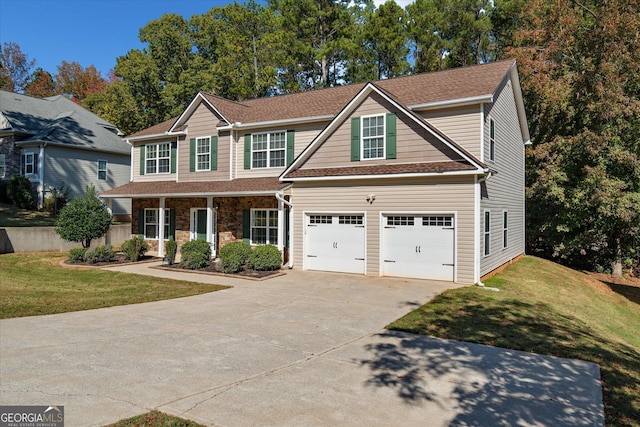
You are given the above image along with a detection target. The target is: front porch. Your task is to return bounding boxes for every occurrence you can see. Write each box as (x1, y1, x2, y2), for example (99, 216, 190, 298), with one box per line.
(99, 177, 292, 262)
(132, 195, 290, 260)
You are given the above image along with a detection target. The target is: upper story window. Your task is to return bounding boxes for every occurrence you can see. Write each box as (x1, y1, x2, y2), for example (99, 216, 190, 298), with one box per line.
(21, 151, 37, 176)
(252, 131, 286, 169)
(362, 115, 385, 159)
(0, 154, 5, 179)
(97, 160, 107, 180)
(196, 137, 210, 171)
(146, 142, 171, 174)
(489, 119, 495, 161)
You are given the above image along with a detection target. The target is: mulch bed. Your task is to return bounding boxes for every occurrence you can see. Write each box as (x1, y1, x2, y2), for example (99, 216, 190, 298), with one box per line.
(162, 262, 283, 280)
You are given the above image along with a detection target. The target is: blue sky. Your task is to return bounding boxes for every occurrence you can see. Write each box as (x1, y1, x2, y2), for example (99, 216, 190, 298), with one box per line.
(0, 0, 237, 76)
(0, 0, 411, 78)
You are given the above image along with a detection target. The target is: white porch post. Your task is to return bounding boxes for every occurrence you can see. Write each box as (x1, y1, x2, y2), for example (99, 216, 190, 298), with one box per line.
(158, 197, 165, 257)
(277, 197, 284, 252)
(207, 197, 214, 255)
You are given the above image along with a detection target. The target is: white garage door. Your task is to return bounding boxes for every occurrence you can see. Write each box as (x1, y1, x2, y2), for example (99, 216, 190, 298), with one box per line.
(305, 214, 365, 274)
(382, 214, 455, 281)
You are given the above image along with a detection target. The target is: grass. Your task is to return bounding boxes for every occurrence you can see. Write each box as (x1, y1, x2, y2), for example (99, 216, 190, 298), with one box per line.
(0, 202, 58, 227)
(0, 252, 229, 318)
(388, 256, 640, 427)
(105, 411, 206, 427)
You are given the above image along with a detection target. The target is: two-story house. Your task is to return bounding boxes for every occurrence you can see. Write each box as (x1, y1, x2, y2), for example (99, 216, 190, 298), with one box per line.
(101, 59, 529, 284)
(0, 90, 131, 219)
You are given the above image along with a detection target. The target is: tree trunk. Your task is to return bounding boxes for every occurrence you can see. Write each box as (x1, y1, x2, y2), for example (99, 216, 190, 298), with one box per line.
(252, 33, 259, 95)
(83, 239, 91, 249)
(612, 235, 623, 277)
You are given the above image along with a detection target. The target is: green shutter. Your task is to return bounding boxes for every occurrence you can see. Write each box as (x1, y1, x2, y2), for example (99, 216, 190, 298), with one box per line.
(139, 145, 145, 175)
(170, 142, 177, 173)
(244, 134, 252, 170)
(138, 209, 145, 238)
(169, 209, 176, 240)
(351, 117, 360, 162)
(242, 209, 251, 244)
(386, 113, 397, 159)
(211, 136, 218, 171)
(189, 138, 196, 172)
(286, 130, 295, 167)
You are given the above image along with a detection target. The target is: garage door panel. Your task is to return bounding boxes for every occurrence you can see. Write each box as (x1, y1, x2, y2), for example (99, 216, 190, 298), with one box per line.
(382, 215, 454, 281)
(306, 215, 365, 275)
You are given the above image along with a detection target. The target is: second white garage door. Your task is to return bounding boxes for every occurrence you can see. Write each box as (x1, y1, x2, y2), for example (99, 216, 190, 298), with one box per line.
(382, 214, 455, 281)
(305, 214, 365, 274)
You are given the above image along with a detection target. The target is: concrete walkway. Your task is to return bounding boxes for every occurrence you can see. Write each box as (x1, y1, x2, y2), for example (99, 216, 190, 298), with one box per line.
(0, 263, 604, 426)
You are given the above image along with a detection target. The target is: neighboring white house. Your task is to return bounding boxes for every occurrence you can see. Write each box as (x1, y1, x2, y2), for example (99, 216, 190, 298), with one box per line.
(101, 59, 530, 284)
(0, 90, 131, 219)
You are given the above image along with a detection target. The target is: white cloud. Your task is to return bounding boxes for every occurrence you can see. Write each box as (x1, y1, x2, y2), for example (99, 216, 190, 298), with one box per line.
(372, 0, 415, 8)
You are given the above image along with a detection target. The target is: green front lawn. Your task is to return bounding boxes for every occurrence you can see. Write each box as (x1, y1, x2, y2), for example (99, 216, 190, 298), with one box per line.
(0, 252, 229, 318)
(389, 256, 640, 427)
(0, 203, 58, 227)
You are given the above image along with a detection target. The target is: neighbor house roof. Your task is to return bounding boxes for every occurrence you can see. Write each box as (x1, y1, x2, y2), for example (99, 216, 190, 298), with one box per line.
(0, 90, 129, 155)
(99, 177, 290, 198)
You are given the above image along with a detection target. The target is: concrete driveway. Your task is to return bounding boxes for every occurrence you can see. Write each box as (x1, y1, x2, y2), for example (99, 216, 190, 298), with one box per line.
(0, 264, 603, 426)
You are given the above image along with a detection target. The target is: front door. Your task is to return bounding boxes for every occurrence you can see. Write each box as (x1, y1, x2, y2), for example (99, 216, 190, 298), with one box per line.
(191, 208, 217, 256)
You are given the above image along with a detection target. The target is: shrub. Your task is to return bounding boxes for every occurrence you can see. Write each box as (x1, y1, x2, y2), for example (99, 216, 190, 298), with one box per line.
(165, 238, 177, 265)
(219, 241, 252, 273)
(83, 244, 114, 264)
(248, 245, 282, 271)
(55, 185, 112, 248)
(121, 236, 149, 262)
(68, 247, 88, 263)
(0, 180, 10, 204)
(6, 176, 34, 209)
(180, 239, 212, 269)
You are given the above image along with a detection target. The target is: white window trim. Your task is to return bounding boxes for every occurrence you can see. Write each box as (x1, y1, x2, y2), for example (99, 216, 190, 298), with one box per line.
(489, 118, 495, 162)
(145, 142, 171, 174)
(250, 208, 278, 245)
(21, 150, 38, 179)
(503, 210, 508, 249)
(196, 137, 210, 171)
(97, 159, 107, 180)
(361, 113, 386, 160)
(484, 209, 491, 257)
(0, 154, 5, 178)
(251, 130, 286, 169)
(144, 208, 171, 240)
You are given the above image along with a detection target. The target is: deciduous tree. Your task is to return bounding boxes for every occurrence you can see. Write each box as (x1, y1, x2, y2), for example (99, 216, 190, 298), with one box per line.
(0, 42, 36, 92)
(55, 185, 112, 249)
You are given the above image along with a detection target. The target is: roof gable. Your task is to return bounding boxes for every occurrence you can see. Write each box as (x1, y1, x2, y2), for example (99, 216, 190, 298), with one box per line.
(280, 82, 486, 181)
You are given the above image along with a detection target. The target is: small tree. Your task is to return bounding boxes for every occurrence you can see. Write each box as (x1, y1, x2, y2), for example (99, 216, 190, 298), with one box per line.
(55, 185, 112, 248)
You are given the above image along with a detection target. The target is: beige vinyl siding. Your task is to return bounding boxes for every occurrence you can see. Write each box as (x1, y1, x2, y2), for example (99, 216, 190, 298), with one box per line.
(131, 138, 177, 182)
(291, 176, 476, 284)
(480, 76, 526, 275)
(43, 145, 131, 214)
(179, 103, 229, 181)
(300, 93, 461, 170)
(235, 124, 325, 179)
(421, 105, 482, 158)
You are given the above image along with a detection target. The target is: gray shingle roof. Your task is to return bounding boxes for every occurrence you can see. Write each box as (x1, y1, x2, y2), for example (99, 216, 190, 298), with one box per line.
(0, 90, 129, 155)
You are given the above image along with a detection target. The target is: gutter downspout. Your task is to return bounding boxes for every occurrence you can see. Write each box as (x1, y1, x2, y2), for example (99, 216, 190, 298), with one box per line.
(275, 192, 294, 269)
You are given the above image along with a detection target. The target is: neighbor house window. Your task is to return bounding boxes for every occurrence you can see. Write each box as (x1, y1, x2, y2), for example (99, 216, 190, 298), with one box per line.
(21, 151, 37, 176)
(97, 159, 107, 180)
(145, 142, 171, 174)
(484, 210, 491, 256)
(489, 119, 495, 161)
(251, 209, 278, 245)
(362, 114, 385, 159)
(144, 209, 170, 240)
(252, 131, 285, 169)
(503, 210, 508, 249)
(196, 137, 210, 171)
(0, 154, 5, 178)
